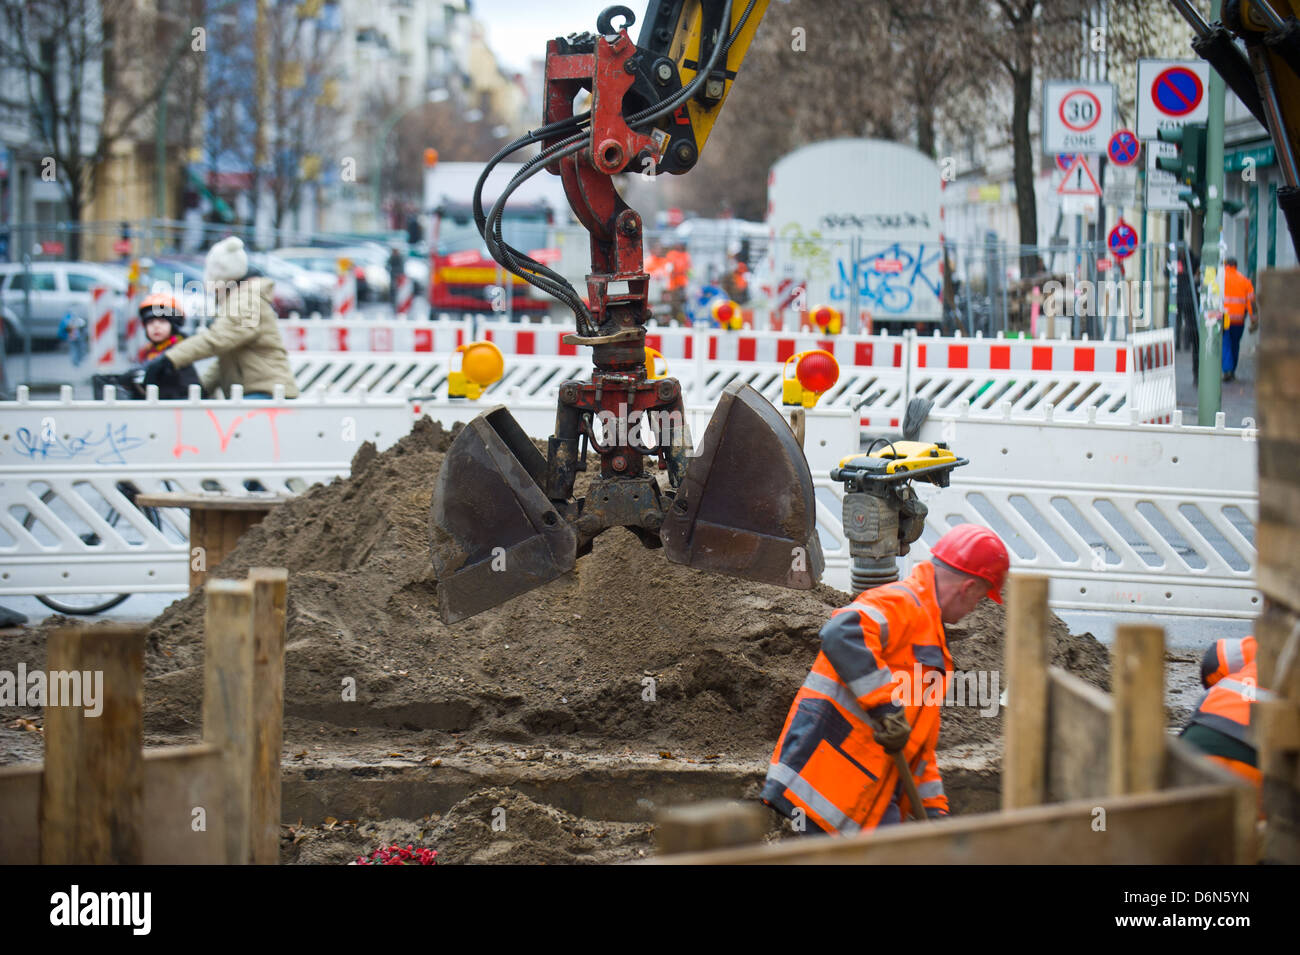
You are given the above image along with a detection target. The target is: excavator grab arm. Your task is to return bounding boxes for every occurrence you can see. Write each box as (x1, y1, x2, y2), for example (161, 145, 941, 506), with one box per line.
(430, 1, 825, 626)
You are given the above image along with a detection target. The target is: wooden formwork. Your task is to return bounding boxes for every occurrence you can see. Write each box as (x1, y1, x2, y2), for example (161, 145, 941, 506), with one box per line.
(652, 574, 1256, 864)
(0, 568, 287, 865)
(1255, 270, 1300, 865)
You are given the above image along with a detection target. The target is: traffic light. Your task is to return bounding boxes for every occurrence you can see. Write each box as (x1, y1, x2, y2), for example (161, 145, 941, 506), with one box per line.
(1156, 123, 1207, 210)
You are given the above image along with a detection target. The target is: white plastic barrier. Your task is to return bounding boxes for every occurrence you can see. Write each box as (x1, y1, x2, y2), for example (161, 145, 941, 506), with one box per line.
(0, 387, 416, 597)
(896, 404, 1255, 618)
(4, 380, 1240, 615)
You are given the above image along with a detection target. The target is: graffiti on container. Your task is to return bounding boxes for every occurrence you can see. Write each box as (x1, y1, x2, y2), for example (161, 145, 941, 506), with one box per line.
(820, 212, 932, 231)
(829, 242, 943, 314)
(14, 423, 147, 465)
(777, 223, 833, 282)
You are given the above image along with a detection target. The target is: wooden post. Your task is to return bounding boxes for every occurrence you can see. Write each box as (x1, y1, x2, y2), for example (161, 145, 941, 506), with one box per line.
(1002, 574, 1050, 810)
(39, 625, 146, 864)
(1110, 624, 1165, 797)
(655, 800, 769, 855)
(248, 567, 288, 865)
(202, 578, 256, 864)
(1251, 269, 1300, 864)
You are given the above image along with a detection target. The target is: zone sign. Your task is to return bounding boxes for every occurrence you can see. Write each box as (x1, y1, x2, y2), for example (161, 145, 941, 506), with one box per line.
(1043, 80, 1116, 154)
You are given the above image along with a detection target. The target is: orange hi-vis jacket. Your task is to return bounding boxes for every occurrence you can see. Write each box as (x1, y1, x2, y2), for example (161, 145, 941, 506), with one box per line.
(1223, 266, 1255, 325)
(1186, 657, 1270, 789)
(761, 562, 951, 834)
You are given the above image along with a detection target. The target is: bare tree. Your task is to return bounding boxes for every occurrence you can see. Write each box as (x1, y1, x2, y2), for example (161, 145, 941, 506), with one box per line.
(265, 4, 344, 231)
(0, 0, 202, 254)
(655, 0, 995, 220)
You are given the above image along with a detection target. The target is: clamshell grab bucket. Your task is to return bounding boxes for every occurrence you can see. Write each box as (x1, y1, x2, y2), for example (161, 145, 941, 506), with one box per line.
(661, 382, 825, 589)
(430, 407, 577, 624)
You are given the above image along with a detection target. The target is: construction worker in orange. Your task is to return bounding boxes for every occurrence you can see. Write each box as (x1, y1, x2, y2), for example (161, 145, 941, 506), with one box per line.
(1180, 636, 1266, 797)
(761, 524, 1009, 835)
(665, 243, 692, 325)
(1221, 256, 1257, 382)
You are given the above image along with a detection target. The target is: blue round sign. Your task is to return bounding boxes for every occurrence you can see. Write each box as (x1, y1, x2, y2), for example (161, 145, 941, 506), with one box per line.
(1108, 220, 1137, 259)
(1055, 153, 1076, 172)
(1107, 129, 1139, 166)
(1152, 66, 1203, 117)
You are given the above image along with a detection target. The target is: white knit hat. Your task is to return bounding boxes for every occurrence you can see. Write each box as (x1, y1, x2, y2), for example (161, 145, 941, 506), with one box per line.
(205, 236, 248, 285)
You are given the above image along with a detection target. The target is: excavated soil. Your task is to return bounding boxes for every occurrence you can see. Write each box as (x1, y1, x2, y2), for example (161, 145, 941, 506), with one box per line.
(1, 415, 1114, 863)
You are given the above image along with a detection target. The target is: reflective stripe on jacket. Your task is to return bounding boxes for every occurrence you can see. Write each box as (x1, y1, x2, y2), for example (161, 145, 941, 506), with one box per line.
(761, 562, 951, 833)
(1201, 635, 1257, 689)
(1223, 266, 1255, 324)
(1187, 660, 1270, 745)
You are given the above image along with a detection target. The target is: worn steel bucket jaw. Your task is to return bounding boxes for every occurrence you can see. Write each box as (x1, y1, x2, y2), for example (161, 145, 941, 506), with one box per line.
(661, 382, 824, 590)
(430, 407, 577, 624)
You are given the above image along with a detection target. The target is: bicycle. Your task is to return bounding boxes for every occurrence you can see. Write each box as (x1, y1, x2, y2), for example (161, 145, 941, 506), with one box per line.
(22, 370, 175, 615)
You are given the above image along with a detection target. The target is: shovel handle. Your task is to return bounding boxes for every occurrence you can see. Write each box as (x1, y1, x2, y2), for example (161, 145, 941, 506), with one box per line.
(892, 751, 930, 823)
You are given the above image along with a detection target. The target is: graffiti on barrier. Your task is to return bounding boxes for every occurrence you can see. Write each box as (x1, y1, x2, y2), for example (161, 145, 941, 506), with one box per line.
(829, 242, 943, 315)
(171, 407, 294, 460)
(14, 423, 147, 465)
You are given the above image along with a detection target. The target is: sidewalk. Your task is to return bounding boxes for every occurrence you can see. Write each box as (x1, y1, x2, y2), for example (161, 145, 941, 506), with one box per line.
(1173, 324, 1258, 428)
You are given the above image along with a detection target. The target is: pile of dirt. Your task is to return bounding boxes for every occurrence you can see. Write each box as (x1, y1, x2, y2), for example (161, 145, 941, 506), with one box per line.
(0, 415, 1111, 768)
(131, 413, 1107, 758)
(284, 786, 653, 866)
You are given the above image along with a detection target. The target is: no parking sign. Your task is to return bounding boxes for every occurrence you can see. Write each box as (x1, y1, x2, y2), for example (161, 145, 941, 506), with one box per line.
(1137, 59, 1209, 138)
(1108, 219, 1138, 260)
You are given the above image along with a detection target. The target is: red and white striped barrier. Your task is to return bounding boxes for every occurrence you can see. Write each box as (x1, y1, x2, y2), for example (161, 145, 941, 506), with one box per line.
(332, 271, 357, 319)
(1129, 328, 1176, 425)
(913, 336, 1129, 374)
(395, 275, 414, 315)
(91, 286, 116, 367)
(279, 317, 471, 354)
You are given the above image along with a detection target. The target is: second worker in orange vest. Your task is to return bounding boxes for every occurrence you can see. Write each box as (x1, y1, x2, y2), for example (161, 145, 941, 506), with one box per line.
(1180, 635, 1267, 793)
(1221, 257, 1256, 382)
(761, 524, 1009, 835)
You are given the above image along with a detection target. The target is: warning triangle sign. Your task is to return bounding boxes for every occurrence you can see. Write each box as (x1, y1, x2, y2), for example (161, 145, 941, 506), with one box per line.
(1058, 154, 1101, 196)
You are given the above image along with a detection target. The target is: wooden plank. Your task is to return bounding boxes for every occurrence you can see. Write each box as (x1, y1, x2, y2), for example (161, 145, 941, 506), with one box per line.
(1258, 520, 1300, 610)
(1256, 271, 1300, 866)
(1110, 625, 1164, 796)
(3, 744, 231, 865)
(655, 800, 768, 855)
(1254, 599, 1300, 696)
(142, 744, 228, 864)
(649, 786, 1239, 865)
(136, 492, 286, 511)
(0, 763, 42, 863)
(1002, 573, 1050, 810)
(1046, 667, 1112, 803)
(189, 510, 209, 592)
(248, 567, 288, 865)
(1163, 732, 1258, 864)
(39, 625, 146, 864)
(202, 578, 256, 865)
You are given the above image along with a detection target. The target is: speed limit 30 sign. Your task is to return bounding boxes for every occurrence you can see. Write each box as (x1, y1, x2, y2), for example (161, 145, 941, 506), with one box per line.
(1043, 80, 1116, 154)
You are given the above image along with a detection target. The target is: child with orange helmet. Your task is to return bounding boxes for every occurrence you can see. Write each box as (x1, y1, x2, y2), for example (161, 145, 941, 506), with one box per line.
(138, 293, 202, 398)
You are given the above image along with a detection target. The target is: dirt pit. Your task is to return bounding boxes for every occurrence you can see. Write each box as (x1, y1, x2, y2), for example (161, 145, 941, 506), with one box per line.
(1, 416, 1113, 864)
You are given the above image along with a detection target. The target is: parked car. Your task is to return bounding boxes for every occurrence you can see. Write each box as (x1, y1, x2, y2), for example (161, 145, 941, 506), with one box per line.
(272, 247, 373, 303)
(0, 261, 129, 347)
(249, 253, 333, 317)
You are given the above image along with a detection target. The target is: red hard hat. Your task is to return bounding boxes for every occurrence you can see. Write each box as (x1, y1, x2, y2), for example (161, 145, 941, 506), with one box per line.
(931, 523, 1009, 604)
